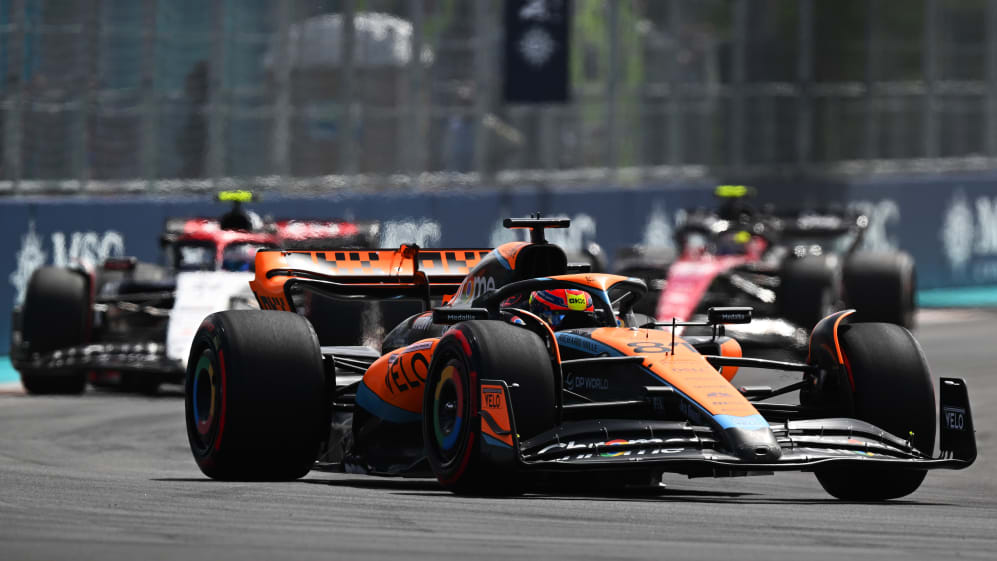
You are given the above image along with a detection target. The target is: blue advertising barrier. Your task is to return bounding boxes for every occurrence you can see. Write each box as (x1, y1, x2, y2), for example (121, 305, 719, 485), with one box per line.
(2, 175, 996, 354)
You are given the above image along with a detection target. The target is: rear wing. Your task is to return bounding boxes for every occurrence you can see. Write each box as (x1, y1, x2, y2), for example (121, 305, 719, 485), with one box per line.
(250, 245, 492, 311)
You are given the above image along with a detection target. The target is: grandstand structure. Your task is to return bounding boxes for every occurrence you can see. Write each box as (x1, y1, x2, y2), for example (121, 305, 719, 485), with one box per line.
(1, 0, 996, 194)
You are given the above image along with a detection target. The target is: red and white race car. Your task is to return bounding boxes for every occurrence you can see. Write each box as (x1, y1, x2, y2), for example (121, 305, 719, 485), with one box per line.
(10, 191, 379, 394)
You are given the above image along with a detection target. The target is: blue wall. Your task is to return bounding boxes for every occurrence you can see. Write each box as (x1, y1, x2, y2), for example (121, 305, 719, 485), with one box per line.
(2, 176, 997, 354)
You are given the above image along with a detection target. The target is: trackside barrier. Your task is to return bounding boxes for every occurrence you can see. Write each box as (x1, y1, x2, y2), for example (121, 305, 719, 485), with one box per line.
(2, 176, 997, 354)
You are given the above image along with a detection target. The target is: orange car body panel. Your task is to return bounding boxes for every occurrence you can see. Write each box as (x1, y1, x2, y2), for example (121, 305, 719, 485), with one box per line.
(362, 339, 439, 415)
(249, 247, 492, 310)
(480, 383, 515, 447)
(587, 327, 759, 418)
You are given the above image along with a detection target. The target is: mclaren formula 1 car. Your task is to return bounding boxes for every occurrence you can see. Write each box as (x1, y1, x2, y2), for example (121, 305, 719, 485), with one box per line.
(10, 191, 378, 395)
(184, 217, 974, 500)
(616, 186, 916, 356)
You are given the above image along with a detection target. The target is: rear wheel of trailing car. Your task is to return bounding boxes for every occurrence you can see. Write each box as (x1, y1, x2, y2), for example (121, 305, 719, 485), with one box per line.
(185, 310, 328, 480)
(19, 267, 89, 395)
(814, 323, 936, 501)
(843, 251, 916, 329)
(777, 256, 838, 330)
(423, 320, 556, 495)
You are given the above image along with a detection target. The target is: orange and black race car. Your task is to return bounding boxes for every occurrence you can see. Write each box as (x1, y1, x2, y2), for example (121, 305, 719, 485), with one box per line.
(184, 217, 976, 499)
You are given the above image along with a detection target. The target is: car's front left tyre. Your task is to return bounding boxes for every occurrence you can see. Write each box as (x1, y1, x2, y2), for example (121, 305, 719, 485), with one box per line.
(422, 320, 556, 495)
(185, 310, 328, 480)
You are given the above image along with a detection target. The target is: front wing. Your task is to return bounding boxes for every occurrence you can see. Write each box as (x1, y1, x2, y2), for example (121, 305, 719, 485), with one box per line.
(11, 341, 184, 382)
(480, 377, 976, 477)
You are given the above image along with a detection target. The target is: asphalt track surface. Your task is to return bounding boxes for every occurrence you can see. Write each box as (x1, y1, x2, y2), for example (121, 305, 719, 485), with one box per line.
(1, 310, 994, 561)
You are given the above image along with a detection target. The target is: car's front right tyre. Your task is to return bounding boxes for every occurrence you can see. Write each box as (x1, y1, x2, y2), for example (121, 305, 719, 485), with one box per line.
(185, 310, 328, 481)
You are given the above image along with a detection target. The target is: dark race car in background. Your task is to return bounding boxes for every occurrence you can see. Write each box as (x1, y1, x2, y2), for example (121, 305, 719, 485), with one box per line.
(615, 186, 916, 356)
(183, 217, 974, 500)
(10, 191, 379, 395)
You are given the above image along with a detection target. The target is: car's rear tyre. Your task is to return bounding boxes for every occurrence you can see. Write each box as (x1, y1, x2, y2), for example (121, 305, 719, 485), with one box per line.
(185, 310, 328, 480)
(423, 320, 556, 495)
(20, 369, 88, 395)
(843, 251, 916, 329)
(814, 323, 936, 500)
(777, 256, 838, 330)
(120, 373, 161, 395)
(19, 267, 89, 395)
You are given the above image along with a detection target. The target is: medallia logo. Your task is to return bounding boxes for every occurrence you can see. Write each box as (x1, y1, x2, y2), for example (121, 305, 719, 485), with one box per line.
(941, 192, 975, 272)
(940, 190, 997, 280)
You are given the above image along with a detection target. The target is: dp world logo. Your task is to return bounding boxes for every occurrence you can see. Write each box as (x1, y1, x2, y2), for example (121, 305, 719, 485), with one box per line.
(941, 192, 975, 271)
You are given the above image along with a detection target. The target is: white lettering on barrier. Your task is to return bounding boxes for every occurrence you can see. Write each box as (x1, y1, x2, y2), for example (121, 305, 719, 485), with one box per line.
(850, 199, 900, 251)
(941, 191, 997, 281)
(381, 219, 442, 248)
(9, 220, 126, 304)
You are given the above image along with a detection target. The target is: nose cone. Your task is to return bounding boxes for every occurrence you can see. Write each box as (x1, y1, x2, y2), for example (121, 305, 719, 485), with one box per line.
(724, 427, 783, 463)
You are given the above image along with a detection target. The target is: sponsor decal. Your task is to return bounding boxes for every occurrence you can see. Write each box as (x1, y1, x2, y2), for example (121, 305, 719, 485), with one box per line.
(567, 293, 588, 310)
(384, 350, 430, 394)
(482, 388, 504, 409)
(538, 438, 682, 460)
(10, 220, 125, 304)
(940, 191, 997, 282)
(556, 332, 612, 355)
(943, 406, 966, 431)
(469, 275, 496, 299)
(258, 295, 287, 311)
(564, 372, 609, 392)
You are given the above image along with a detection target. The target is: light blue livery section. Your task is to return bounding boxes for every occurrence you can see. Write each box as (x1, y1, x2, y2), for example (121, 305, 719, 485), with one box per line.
(714, 413, 770, 431)
(355, 382, 422, 424)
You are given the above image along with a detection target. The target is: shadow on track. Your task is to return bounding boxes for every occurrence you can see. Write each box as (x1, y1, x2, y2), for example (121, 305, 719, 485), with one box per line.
(151, 475, 956, 507)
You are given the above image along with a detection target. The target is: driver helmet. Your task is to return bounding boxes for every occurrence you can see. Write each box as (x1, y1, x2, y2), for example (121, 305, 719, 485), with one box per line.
(715, 230, 752, 255)
(529, 288, 594, 330)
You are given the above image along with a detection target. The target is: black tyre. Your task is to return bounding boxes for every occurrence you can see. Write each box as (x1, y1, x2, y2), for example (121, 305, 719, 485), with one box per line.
(815, 323, 936, 500)
(422, 320, 556, 494)
(843, 251, 916, 329)
(120, 373, 161, 395)
(185, 310, 328, 480)
(777, 256, 838, 330)
(19, 267, 89, 395)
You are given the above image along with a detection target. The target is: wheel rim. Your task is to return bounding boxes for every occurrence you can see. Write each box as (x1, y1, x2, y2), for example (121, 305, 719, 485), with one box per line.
(191, 350, 219, 449)
(432, 362, 466, 463)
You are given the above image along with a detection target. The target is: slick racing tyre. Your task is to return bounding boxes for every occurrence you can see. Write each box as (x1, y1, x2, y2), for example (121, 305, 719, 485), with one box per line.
(815, 323, 936, 500)
(19, 267, 89, 395)
(423, 320, 556, 495)
(777, 256, 838, 330)
(185, 310, 328, 480)
(843, 251, 916, 329)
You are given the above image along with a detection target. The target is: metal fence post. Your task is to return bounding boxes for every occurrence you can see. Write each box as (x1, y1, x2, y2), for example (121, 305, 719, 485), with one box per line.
(341, 0, 357, 175)
(271, 0, 291, 178)
(473, 0, 492, 178)
(406, 0, 427, 176)
(730, 0, 747, 172)
(141, 0, 159, 186)
(207, 0, 227, 184)
(667, 0, 683, 166)
(77, 0, 100, 189)
(987, 0, 997, 156)
(607, 1, 619, 174)
(3, 0, 26, 190)
(864, 0, 879, 159)
(797, 0, 814, 168)
(923, 0, 938, 158)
